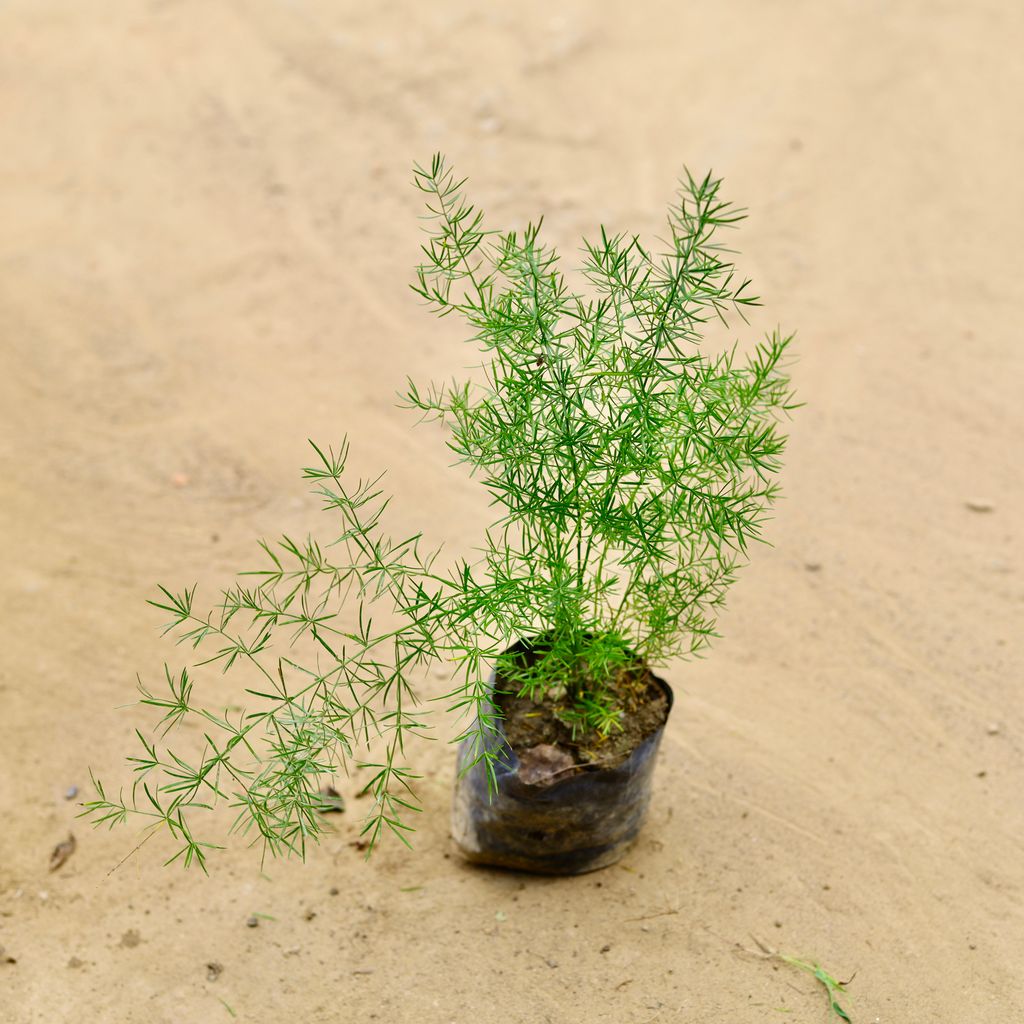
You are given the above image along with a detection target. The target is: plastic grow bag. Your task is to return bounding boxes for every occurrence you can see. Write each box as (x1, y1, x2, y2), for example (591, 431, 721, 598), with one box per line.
(451, 652, 673, 875)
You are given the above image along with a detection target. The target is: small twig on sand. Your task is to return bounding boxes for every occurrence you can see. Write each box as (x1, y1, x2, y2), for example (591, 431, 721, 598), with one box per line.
(624, 907, 680, 923)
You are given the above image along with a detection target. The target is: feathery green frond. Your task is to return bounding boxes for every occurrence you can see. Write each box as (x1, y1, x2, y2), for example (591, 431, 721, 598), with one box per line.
(84, 155, 796, 866)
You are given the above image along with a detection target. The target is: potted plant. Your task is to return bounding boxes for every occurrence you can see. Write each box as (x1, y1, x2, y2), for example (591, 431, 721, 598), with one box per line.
(85, 155, 796, 874)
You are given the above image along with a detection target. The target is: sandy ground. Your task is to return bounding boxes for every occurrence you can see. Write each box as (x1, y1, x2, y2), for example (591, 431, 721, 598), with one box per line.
(1, 1, 1023, 1021)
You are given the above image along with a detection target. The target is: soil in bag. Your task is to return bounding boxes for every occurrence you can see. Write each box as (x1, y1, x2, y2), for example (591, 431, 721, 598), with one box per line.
(493, 643, 670, 778)
(451, 636, 673, 874)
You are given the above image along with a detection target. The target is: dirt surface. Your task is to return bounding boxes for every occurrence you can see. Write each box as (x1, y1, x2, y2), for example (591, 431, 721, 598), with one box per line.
(2, 2, 1023, 1022)
(497, 660, 670, 771)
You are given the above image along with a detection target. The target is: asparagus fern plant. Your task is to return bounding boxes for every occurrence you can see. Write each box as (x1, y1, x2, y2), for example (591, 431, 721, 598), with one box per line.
(84, 155, 797, 868)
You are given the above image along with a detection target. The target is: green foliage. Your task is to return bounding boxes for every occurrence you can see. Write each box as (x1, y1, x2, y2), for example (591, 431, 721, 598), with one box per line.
(745, 937, 854, 1021)
(778, 954, 854, 1021)
(83, 155, 796, 865)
